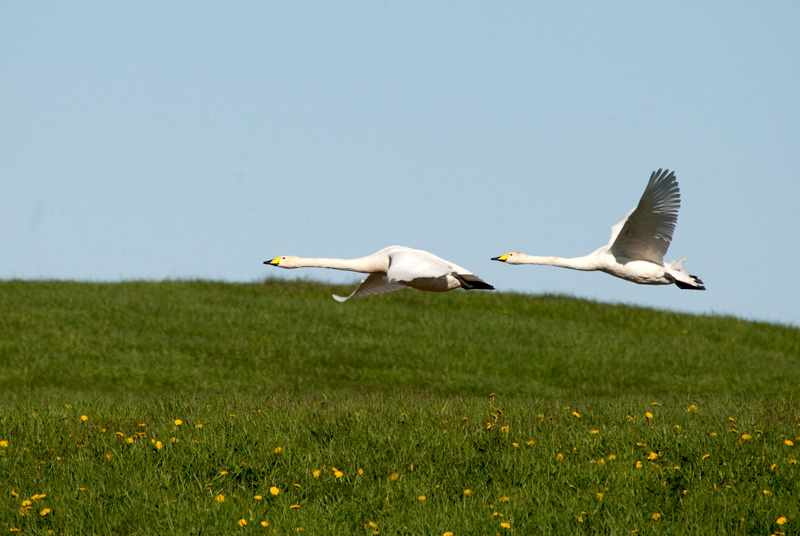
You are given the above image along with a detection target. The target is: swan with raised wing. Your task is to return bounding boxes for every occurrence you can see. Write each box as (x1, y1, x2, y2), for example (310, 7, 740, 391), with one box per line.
(492, 169, 705, 290)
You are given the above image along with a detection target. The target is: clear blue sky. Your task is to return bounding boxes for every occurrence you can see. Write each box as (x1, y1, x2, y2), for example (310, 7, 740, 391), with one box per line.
(3, 3, 799, 327)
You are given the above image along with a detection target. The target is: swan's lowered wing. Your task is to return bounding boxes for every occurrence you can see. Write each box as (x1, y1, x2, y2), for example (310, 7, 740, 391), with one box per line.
(332, 273, 407, 302)
(609, 169, 680, 264)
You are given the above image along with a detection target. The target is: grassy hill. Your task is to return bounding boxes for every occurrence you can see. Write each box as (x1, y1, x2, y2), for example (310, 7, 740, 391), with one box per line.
(1, 280, 799, 534)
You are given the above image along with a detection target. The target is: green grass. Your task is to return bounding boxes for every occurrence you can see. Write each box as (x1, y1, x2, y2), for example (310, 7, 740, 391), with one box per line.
(1, 279, 799, 534)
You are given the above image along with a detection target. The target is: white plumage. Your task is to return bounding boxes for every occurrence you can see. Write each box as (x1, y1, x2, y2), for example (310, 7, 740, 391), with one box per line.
(492, 169, 705, 290)
(266, 245, 494, 301)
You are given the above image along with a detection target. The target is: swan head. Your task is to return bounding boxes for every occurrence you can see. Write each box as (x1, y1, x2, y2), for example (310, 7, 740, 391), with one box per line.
(491, 252, 522, 264)
(264, 255, 300, 268)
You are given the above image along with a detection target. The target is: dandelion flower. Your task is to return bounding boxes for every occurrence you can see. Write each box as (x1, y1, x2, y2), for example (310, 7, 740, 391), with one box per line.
(40, 508, 51, 516)
(0, 440, 9, 447)
(269, 486, 279, 496)
(597, 492, 604, 501)
(220, 470, 228, 475)
(500, 425, 509, 433)
(701, 453, 710, 460)
(645, 412, 653, 419)
(155, 441, 163, 450)
(777, 516, 787, 525)
(499, 496, 509, 502)
(274, 447, 282, 453)
(512, 442, 519, 448)
(196, 423, 203, 429)
(444, 532, 454, 536)
(527, 440, 535, 446)
(418, 495, 426, 501)
(254, 495, 263, 500)
(635, 461, 643, 468)
(174, 419, 183, 426)
(500, 522, 511, 529)
(389, 472, 399, 480)
(368, 521, 377, 528)
(215, 494, 225, 502)
(81, 415, 88, 421)
(572, 411, 581, 418)
(741, 434, 751, 440)
(333, 470, 344, 478)
(31, 494, 46, 501)
(785, 440, 794, 446)
(358, 468, 364, 474)
(591, 430, 599, 435)
(260, 521, 268, 527)
(556, 453, 564, 461)
(651, 513, 662, 520)
(463, 489, 471, 495)
(647, 452, 659, 460)
(312, 470, 320, 478)
(608, 454, 617, 460)
(290, 504, 300, 509)
(763, 489, 772, 495)
(238, 519, 247, 526)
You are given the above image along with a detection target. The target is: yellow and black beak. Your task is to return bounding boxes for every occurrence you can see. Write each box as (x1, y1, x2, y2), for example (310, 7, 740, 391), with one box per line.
(264, 257, 282, 266)
(491, 254, 510, 262)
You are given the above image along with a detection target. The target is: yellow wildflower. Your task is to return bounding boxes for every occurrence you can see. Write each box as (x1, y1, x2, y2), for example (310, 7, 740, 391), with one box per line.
(312, 470, 320, 478)
(269, 486, 279, 496)
(591, 430, 599, 434)
(260, 521, 269, 527)
(215, 494, 225, 502)
(0, 440, 8, 447)
(785, 440, 794, 446)
(174, 419, 183, 426)
(741, 434, 751, 440)
(635, 461, 643, 468)
(334, 470, 344, 478)
(701, 453, 710, 460)
(556, 453, 564, 461)
(40, 508, 51, 516)
(500, 522, 511, 529)
(463, 489, 471, 495)
(777, 516, 787, 525)
(389, 472, 399, 480)
(81, 415, 88, 421)
(238, 519, 247, 526)
(645, 412, 653, 419)
(647, 452, 659, 460)
(274, 447, 282, 453)
(573, 411, 581, 418)
(290, 504, 300, 509)
(196, 423, 203, 429)
(254, 495, 263, 500)
(651, 513, 662, 520)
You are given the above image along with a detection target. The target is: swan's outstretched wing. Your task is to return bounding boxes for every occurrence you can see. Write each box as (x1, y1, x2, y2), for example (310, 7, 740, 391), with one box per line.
(608, 169, 681, 264)
(332, 273, 407, 302)
(385, 247, 456, 283)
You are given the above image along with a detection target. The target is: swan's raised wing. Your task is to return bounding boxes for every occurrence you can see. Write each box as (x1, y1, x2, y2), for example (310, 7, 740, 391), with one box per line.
(608, 169, 680, 264)
(385, 247, 456, 283)
(332, 273, 407, 302)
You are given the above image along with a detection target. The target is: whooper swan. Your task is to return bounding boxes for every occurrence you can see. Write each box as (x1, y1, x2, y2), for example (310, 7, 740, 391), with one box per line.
(492, 169, 705, 290)
(266, 245, 495, 302)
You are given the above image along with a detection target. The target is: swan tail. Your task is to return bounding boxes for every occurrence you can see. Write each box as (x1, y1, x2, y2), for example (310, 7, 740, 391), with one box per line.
(667, 258, 706, 290)
(454, 273, 495, 291)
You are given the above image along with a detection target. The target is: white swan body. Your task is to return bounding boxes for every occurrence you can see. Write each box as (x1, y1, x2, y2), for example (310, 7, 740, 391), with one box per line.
(492, 169, 705, 290)
(266, 245, 494, 301)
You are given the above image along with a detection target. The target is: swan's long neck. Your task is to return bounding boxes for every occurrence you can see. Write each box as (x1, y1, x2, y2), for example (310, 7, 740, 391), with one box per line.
(292, 255, 387, 274)
(512, 254, 598, 272)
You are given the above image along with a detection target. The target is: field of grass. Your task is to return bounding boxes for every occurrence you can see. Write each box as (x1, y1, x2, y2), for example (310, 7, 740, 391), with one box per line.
(1, 279, 799, 534)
